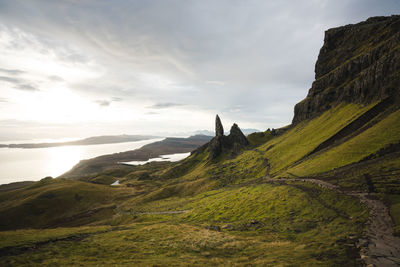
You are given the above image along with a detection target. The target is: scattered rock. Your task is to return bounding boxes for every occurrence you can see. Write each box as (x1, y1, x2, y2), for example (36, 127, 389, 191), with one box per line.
(222, 224, 234, 230)
(348, 234, 356, 240)
(205, 225, 221, 231)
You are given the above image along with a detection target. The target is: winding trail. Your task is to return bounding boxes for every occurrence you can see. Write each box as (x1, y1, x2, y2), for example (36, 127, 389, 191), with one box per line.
(265, 177, 400, 266)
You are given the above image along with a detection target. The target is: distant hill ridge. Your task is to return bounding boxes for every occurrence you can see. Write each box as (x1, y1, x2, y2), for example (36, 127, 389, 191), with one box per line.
(4, 135, 158, 149)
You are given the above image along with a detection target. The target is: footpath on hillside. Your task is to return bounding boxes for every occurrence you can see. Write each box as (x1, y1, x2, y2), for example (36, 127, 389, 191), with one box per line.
(265, 176, 400, 266)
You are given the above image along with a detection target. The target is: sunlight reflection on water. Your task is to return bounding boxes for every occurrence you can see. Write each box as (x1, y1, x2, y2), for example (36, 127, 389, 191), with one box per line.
(121, 152, 191, 165)
(0, 138, 163, 184)
(46, 146, 84, 178)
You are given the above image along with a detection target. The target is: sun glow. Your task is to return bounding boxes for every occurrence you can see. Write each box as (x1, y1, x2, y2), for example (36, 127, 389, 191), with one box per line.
(17, 87, 100, 123)
(46, 146, 83, 177)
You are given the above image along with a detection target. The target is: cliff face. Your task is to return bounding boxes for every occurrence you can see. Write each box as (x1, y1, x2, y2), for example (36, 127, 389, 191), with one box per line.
(293, 15, 400, 124)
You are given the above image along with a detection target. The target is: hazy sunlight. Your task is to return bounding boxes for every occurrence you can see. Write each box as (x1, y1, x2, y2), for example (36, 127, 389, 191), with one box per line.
(46, 146, 83, 177)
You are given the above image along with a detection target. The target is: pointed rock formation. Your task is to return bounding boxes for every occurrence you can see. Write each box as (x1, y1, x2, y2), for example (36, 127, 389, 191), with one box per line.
(205, 115, 249, 159)
(192, 115, 249, 160)
(228, 123, 249, 146)
(209, 115, 226, 159)
(215, 115, 224, 136)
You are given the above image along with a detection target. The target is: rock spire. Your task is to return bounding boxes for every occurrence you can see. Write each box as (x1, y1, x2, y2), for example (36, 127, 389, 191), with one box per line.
(193, 115, 249, 160)
(215, 115, 224, 136)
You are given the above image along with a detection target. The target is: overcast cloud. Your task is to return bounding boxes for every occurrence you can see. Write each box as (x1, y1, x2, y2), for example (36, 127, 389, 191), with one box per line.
(0, 0, 398, 140)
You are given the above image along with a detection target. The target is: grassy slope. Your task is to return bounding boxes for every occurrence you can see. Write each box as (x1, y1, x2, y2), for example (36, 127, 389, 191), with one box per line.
(164, 102, 399, 235)
(1, 102, 399, 265)
(259, 103, 376, 175)
(167, 103, 378, 186)
(288, 109, 400, 176)
(0, 183, 367, 266)
(0, 178, 132, 230)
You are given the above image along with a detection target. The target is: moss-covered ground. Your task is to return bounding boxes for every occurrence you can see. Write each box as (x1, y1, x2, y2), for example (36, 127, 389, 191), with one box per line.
(0, 182, 367, 266)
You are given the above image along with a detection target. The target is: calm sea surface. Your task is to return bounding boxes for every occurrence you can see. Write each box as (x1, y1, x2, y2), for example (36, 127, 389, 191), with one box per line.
(0, 138, 163, 185)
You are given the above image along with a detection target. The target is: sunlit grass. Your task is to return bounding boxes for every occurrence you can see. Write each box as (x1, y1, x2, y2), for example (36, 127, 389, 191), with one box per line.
(289, 109, 400, 176)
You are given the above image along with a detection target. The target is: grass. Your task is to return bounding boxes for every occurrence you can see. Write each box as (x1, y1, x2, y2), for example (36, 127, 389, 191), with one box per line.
(0, 93, 398, 265)
(0, 182, 368, 266)
(258, 103, 376, 175)
(0, 223, 326, 266)
(0, 225, 110, 250)
(178, 183, 367, 228)
(136, 103, 376, 188)
(247, 130, 274, 147)
(289, 109, 400, 176)
(0, 178, 132, 230)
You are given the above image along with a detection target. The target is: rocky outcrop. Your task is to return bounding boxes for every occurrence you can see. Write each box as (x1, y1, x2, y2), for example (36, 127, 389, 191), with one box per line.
(293, 15, 400, 124)
(199, 115, 249, 159)
(228, 123, 249, 147)
(209, 135, 225, 159)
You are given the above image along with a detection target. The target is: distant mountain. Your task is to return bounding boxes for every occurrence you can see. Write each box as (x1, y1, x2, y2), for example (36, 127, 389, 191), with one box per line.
(193, 130, 214, 136)
(4, 134, 159, 149)
(194, 128, 260, 136)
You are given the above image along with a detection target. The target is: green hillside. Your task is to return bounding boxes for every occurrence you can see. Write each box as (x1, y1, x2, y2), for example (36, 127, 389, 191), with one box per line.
(2, 98, 398, 265)
(1, 15, 399, 266)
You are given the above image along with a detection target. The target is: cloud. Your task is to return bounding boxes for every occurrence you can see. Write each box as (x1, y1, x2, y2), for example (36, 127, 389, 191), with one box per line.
(0, 68, 25, 75)
(149, 102, 183, 109)
(145, 111, 159, 115)
(0, 98, 8, 103)
(0, 0, 398, 136)
(17, 84, 38, 91)
(0, 76, 20, 83)
(94, 96, 124, 107)
(0, 76, 38, 91)
(48, 75, 64, 82)
(95, 100, 111, 107)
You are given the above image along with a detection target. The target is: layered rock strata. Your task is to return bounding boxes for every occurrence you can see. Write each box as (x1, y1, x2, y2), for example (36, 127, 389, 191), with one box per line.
(293, 15, 400, 124)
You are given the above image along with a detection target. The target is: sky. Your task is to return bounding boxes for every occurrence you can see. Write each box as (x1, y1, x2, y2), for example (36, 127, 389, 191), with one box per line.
(0, 0, 398, 141)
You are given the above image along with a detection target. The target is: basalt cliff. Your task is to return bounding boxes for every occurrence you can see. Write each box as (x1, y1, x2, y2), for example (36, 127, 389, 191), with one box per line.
(293, 15, 400, 124)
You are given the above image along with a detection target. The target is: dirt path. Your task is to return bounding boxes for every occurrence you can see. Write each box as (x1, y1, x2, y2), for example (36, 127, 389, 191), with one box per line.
(265, 177, 400, 266)
(353, 193, 400, 266)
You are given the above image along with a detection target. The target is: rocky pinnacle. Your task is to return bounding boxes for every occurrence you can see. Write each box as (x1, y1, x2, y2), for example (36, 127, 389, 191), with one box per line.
(215, 115, 224, 136)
